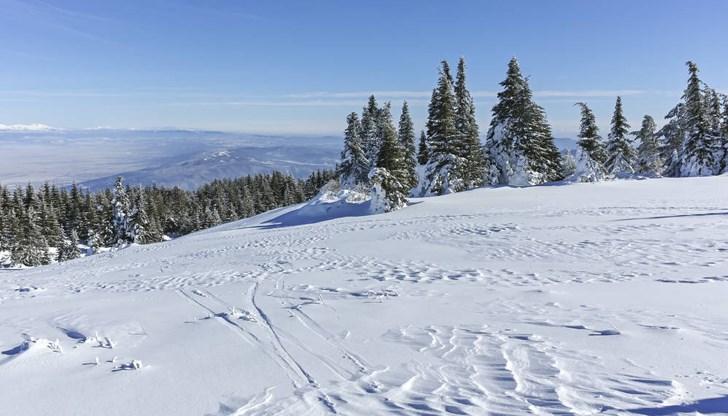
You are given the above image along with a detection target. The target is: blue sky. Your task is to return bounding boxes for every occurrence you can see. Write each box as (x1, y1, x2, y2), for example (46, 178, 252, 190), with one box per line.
(1, 0, 727, 137)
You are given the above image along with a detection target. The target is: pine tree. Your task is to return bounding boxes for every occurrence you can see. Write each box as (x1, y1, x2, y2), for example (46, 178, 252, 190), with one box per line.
(11, 206, 50, 267)
(110, 177, 133, 246)
(721, 97, 728, 173)
(38, 200, 63, 248)
(397, 101, 418, 191)
(634, 115, 663, 176)
(657, 103, 687, 176)
(677, 61, 718, 176)
(423, 60, 463, 195)
(574, 102, 606, 164)
(454, 57, 485, 189)
(417, 130, 428, 165)
(571, 102, 608, 182)
(485, 58, 562, 185)
(371, 104, 409, 211)
(57, 229, 81, 262)
(360, 95, 381, 170)
(130, 190, 159, 244)
(604, 96, 635, 176)
(339, 112, 369, 187)
(203, 204, 222, 228)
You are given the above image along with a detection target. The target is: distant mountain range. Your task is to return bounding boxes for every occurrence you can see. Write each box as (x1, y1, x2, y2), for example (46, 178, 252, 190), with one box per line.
(78, 144, 340, 191)
(0, 129, 341, 189)
(0, 128, 577, 190)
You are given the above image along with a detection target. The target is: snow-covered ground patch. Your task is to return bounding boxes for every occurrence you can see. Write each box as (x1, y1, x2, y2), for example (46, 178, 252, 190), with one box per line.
(1, 177, 727, 415)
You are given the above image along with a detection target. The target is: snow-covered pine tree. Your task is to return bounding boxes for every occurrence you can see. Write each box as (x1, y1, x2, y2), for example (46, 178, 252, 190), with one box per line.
(657, 103, 687, 177)
(485, 58, 562, 186)
(570, 102, 608, 182)
(677, 61, 718, 176)
(454, 57, 485, 189)
(130, 190, 160, 244)
(11, 206, 50, 267)
(375, 101, 392, 160)
(604, 96, 635, 177)
(38, 200, 62, 248)
(0, 202, 8, 252)
(110, 177, 133, 246)
(417, 130, 428, 165)
(339, 112, 369, 187)
(423, 60, 464, 195)
(721, 97, 728, 173)
(574, 102, 606, 164)
(57, 229, 81, 262)
(397, 101, 418, 191)
(634, 115, 663, 176)
(702, 87, 722, 149)
(203, 204, 222, 228)
(560, 151, 577, 178)
(370, 104, 409, 211)
(360, 95, 381, 170)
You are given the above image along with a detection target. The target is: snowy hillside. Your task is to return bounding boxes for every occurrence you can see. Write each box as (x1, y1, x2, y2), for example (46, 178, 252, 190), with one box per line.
(1, 177, 727, 415)
(0, 129, 339, 188)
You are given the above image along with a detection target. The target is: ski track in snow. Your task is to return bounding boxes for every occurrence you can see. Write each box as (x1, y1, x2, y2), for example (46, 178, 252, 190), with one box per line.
(1, 177, 728, 415)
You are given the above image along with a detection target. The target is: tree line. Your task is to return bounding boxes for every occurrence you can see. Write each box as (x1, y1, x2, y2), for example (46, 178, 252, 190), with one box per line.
(0, 169, 335, 266)
(338, 58, 728, 210)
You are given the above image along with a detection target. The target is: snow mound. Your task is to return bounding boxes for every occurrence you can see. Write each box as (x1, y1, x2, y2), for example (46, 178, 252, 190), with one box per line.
(260, 187, 373, 228)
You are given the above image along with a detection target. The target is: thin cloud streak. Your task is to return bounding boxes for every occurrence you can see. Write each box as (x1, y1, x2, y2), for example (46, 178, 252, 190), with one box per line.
(536, 89, 645, 97)
(166, 99, 432, 108)
(286, 91, 433, 99)
(286, 89, 649, 100)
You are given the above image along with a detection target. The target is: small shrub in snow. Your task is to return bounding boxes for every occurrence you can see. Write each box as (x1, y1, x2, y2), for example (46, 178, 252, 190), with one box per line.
(47, 339, 63, 353)
(225, 306, 256, 322)
(115, 359, 143, 371)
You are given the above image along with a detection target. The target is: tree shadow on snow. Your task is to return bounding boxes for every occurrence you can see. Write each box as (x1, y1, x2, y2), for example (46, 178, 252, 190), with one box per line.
(614, 211, 728, 222)
(254, 206, 371, 230)
(624, 395, 728, 415)
(255, 200, 425, 230)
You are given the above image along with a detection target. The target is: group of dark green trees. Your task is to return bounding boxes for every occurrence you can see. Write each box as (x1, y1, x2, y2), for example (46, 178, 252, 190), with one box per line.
(339, 58, 728, 205)
(339, 95, 418, 211)
(0, 169, 334, 266)
(572, 61, 728, 181)
(339, 57, 489, 210)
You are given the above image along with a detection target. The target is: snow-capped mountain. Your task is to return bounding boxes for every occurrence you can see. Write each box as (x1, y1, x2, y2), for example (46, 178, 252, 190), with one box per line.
(1, 176, 726, 415)
(0, 123, 60, 132)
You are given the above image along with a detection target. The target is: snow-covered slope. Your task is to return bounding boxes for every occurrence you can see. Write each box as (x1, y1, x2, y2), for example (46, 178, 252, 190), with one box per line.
(1, 177, 727, 415)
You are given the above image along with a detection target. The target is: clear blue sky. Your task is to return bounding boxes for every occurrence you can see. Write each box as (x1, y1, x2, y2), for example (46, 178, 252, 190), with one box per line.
(1, 0, 727, 137)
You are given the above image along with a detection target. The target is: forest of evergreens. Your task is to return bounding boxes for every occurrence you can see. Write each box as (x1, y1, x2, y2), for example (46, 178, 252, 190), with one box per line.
(338, 58, 727, 211)
(0, 169, 335, 266)
(3, 58, 726, 267)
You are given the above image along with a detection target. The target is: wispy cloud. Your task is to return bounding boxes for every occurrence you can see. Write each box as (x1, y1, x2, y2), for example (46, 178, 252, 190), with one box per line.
(167, 99, 428, 108)
(535, 89, 645, 97)
(285, 89, 648, 100)
(28, 0, 110, 22)
(286, 91, 433, 99)
(0, 0, 121, 47)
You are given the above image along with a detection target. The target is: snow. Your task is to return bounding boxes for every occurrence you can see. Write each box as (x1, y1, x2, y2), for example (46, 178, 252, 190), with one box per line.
(1, 176, 727, 415)
(0, 123, 59, 131)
